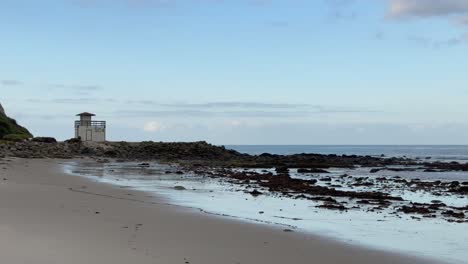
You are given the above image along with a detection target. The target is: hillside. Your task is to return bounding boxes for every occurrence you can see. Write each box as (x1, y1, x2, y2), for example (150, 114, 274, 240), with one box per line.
(0, 102, 33, 140)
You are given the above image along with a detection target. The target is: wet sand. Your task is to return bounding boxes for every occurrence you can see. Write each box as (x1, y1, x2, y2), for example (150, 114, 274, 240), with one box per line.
(0, 158, 441, 264)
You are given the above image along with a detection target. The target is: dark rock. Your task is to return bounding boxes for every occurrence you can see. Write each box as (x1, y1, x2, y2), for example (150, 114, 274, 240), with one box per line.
(297, 168, 330, 174)
(319, 177, 332, 182)
(308, 197, 338, 203)
(80, 147, 95, 155)
(103, 150, 119, 157)
(249, 189, 263, 197)
(398, 205, 432, 215)
(31, 137, 57, 143)
(214, 169, 403, 202)
(275, 166, 289, 174)
(317, 203, 348, 211)
(428, 203, 445, 210)
(442, 210, 465, 219)
(353, 182, 374, 187)
(386, 168, 416, 172)
(357, 200, 370, 204)
(451, 186, 468, 194)
(308, 179, 318, 185)
(64, 138, 81, 144)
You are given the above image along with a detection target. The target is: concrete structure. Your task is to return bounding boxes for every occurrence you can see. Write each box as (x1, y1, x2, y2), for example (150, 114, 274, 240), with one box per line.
(75, 112, 106, 142)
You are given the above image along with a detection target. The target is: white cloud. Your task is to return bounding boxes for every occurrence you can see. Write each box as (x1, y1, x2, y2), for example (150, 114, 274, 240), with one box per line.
(385, 0, 468, 47)
(459, 17, 468, 25)
(1, 80, 22, 86)
(388, 0, 468, 18)
(227, 120, 243, 127)
(143, 121, 165, 132)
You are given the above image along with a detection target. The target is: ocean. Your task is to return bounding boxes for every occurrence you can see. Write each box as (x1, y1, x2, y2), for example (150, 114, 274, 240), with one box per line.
(227, 145, 468, 162)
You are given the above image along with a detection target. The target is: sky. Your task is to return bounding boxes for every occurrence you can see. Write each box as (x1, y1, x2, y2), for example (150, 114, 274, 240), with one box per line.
(1, 0, 468, 145)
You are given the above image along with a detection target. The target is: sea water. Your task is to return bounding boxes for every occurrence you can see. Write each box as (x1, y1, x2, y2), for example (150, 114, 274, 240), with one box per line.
(227, 145, 468, 163)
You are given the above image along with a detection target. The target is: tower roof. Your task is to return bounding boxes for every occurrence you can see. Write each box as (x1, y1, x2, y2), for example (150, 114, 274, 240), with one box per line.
(76, 112, 96, 117)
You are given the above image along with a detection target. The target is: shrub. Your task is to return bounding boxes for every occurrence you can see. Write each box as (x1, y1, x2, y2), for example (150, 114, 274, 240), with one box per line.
(0, 112, 32, 139)
(2, 134, 30, 142)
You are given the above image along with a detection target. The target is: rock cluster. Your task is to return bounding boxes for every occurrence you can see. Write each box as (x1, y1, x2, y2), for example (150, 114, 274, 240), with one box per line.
(4, 138, 462, 223)
(423, 161, 468, 172)
(0, 140, 81, 159)
(0, 140, 414, 168)
(0, 140, 242, 160)
(186, 166, 468, 223)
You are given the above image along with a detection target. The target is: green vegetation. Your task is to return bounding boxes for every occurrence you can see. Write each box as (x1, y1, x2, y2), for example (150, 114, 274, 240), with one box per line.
(0, 109, 33, 141)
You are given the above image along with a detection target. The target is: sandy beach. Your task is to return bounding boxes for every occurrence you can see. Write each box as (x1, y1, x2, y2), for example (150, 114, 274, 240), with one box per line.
(0, 158, 443, 264)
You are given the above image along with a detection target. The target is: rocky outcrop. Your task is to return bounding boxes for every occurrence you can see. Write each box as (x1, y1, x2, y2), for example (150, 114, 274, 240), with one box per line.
(31, 137, 58, 143)
(0, 140, 418, 169)
(0, 102, 33, 140)
(0, 141, 242, 160)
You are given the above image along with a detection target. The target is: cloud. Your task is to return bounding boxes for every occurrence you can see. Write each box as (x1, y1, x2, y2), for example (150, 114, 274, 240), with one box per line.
(126, 100, 318, 109)
(127, 100, 156, 105)
(163, 102, 313, 109)
(143, 121, 165, 132)
(434, 33, 468, 47)
(384, 0, 468, 47)
(51, 84, 102, 91)
(27, 98, 116, 104)
(25, 98, 379, 118)
(458, 17, 468, 25)
(115, 107, 380, 118)
(373, 31, 385, 40)
(408, 32, 468, 48)
(53, 99, 316, 110)
(325, 0, 357, 20)
(1, 80, 22, 86)
(30, 98, 329, 110)
(227, 120, 243, 127)
(388, 0, 468, 18)
(75, 0, 266, 9)
(0, 79, 102, 93)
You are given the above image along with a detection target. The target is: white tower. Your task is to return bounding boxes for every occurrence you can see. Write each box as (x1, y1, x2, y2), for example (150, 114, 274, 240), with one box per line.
(75, 112, 106, 142)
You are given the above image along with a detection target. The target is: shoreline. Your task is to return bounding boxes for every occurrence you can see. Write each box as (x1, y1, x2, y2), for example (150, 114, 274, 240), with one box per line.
(66, 159, 468, 264)
(0, 158, 444, 264)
